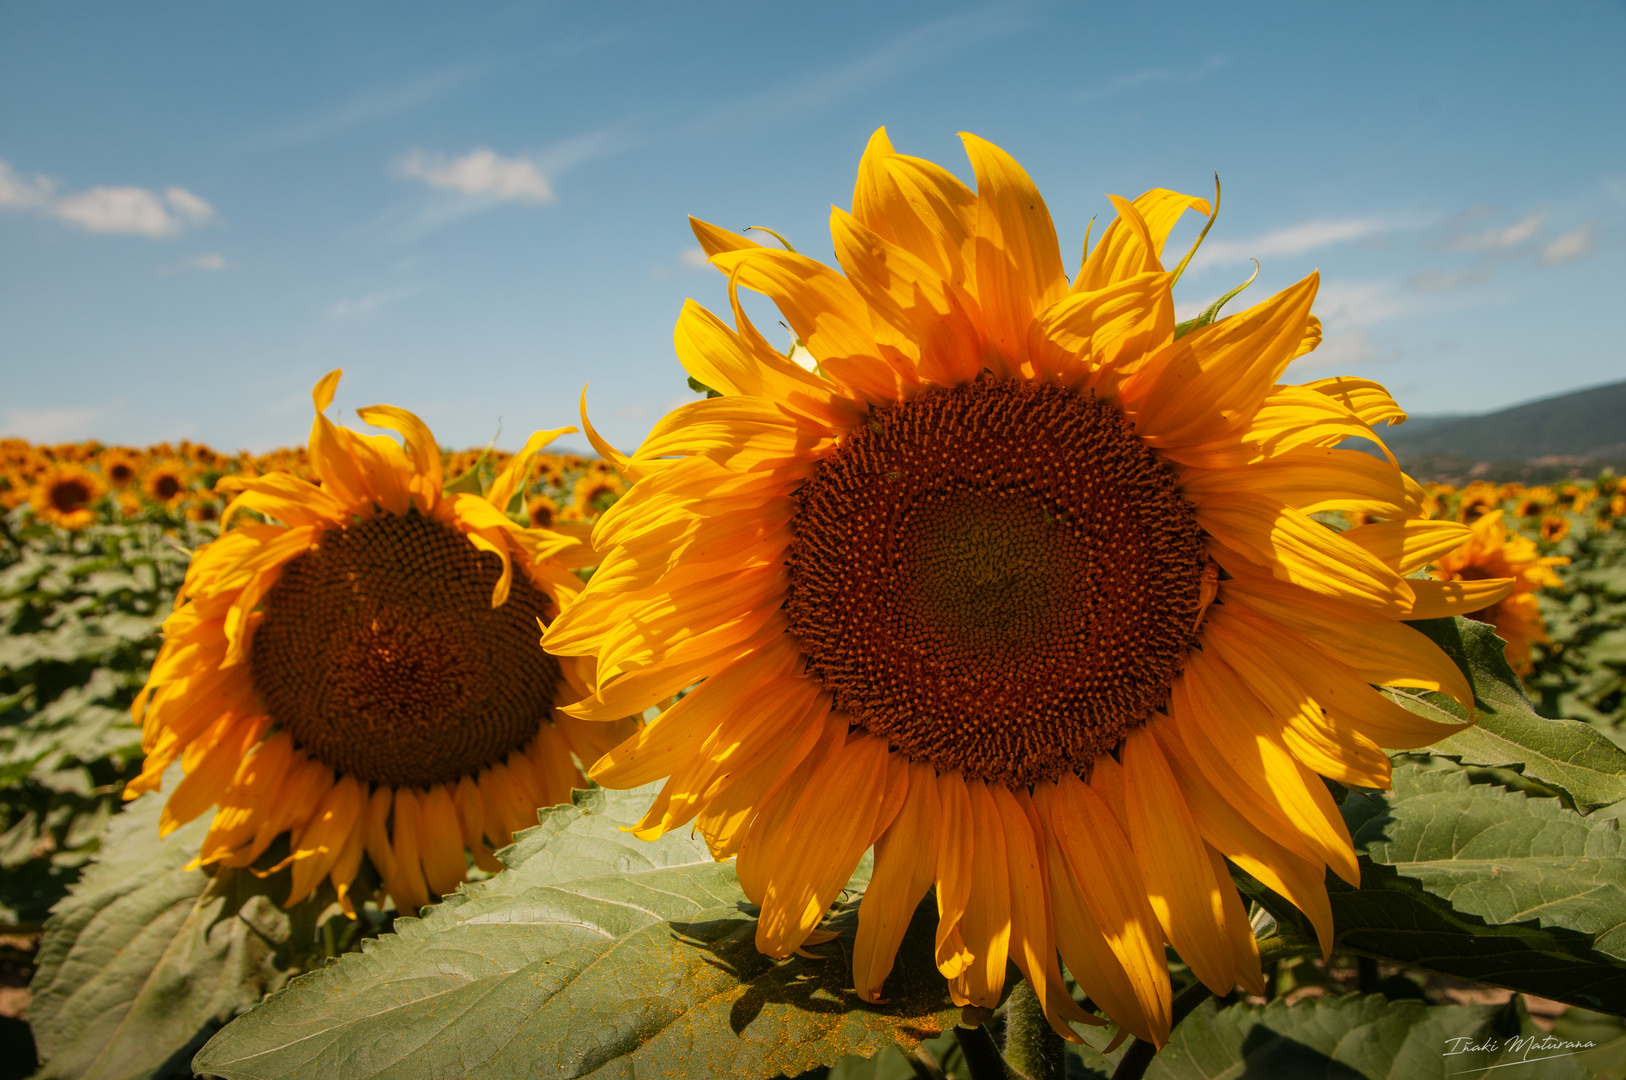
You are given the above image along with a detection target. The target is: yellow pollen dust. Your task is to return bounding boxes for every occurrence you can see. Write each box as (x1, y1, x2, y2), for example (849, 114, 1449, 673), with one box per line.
(785, 377, 1209, 785)
(250, 512, 561, 787)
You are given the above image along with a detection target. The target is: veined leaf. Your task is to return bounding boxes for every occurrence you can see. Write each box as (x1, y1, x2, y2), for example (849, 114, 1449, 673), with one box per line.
(1255, 766, 1626, 1015)
(1397, 617, 1626, 813)
(27, 777, 317, 1080)
(195, 785, 959, 1080)
(1141, 994, 1592, 1080)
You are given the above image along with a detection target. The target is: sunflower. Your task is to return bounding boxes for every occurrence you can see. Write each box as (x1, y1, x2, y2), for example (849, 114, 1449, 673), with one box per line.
(142, 460, 193, 508)
(99, 447, 144, 488)
(126, 371, 634, 915)
(570, 465, 626, 518)
(30, 463, 104, 529)
(1455, 480, 1500, 523)
(1540, 514, 1570, 543)
(542, 130, 1516, 1046)
(527, 493, 560, 529)
(1431, 508, 1567, 674)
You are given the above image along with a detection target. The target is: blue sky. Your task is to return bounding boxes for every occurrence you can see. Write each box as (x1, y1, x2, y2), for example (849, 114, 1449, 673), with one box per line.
(2, 0, 1622, 454)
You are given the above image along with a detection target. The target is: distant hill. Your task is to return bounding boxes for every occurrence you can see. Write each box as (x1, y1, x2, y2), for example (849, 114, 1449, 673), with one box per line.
(1348, 378, 1626, 484)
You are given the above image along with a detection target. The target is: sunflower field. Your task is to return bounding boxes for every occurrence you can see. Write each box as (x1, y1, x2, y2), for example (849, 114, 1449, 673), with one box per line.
(4, 133, 1626, 1080)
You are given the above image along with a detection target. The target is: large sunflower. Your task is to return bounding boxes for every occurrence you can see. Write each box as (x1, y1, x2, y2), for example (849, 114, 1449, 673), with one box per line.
(1431, 508, 1567, 675)
(128, 371, 634, 914)
(543, 130, 1519, 1047)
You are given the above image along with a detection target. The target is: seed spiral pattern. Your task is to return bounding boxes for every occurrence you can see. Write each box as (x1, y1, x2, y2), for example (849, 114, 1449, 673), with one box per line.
(251, 512, 561, 787)
(785, 377, 1209, 785)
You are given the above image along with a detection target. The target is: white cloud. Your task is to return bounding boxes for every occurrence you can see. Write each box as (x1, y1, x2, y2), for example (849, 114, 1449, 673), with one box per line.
(1442, 208, 1546, 252)
(50, 187, 179, 236)
(0, 160, 55, 208)
(1075, 54, 1230, 102)
(1408, 265, 1492, 292)
(0, 405, 111, 441)
(1313, 279, 1411, 331)
(1291, 330, 1399, 372)
(394, 148, 554, 203)
(330, 287, 420, 321)
(0, 159, 217, 238)
(165, 187, 217, 226)
(678, 246, 709, 269)
(1540, 222, 1597, 265)
(1192, 217, 1389, 268)
(186, 253, 227, 271)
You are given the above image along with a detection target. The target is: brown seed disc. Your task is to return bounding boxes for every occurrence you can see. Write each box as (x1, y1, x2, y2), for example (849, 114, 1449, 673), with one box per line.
(251, 511, 561, 787)
(49, 479, 92, 513)
(785, 376, 1209, 785)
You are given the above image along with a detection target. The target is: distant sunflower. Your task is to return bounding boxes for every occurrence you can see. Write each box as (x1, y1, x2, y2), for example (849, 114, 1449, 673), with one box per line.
(1540, 514, 1570, 543)
(142, 460, 192, 508)
(570, 467, 625, 518)
(527, 493, 560, 529)
(128, 371, 634, 915)
(1455, 480, 1500, 523)
(31, 463, 104, 529)
(1432, 508, 1567, 674)
(100, 448, 144, 488)
(543, 130, 1513, 1046)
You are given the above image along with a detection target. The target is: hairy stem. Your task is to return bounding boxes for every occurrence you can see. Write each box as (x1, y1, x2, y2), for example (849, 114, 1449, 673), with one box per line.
(1002, 976, 1066, 1080)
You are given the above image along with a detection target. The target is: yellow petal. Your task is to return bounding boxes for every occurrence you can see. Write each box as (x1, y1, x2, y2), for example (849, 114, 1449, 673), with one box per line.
(1199, 493, 1413, 610)
(1075, 188, 1210, 293)
(1120, 728, 1236, 995)
(960, 131, 1067, 364)
(854, 761, 939, 1003)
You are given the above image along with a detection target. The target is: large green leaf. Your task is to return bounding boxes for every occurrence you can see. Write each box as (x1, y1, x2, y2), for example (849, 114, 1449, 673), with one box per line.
(195, 785, 959, 1080)
(1396, 617, 1626, 812)
(1257, 766, 1626, 1014)
(1141, 994, 1593, 1080)
(27, 778, 317, 1080)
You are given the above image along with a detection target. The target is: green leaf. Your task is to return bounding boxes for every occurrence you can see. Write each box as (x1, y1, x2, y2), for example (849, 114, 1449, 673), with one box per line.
(27, 777, 318, 1080)
(1143, 994, 1594, 1080)
(196, 785, 959, 1080)
(1398, 617, 1626, 812)
(1274, 766, 1626, 1015)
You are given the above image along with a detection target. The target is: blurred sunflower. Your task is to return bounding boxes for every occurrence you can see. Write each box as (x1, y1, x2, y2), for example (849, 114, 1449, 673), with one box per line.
(1540, 514, 1570, 543)
(142, 460, 192, 509)
(1455, 480, 1500, 523)
(526, 493, 559, 529)
(99, 447, 144, 488)
(1432, 508, 1567, 674)
(31, 463, 104, 529)
(569, 468, 625, 519)
(127, 371, 634, 915)
(543, 130, 1512, 1047)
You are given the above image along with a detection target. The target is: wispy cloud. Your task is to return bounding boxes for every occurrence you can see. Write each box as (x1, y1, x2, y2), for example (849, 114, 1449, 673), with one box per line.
(1, 158, 217, 238)
(653, 246, 711, 280)
(684, 6, 1029, 138)
(394, 148, 555, 203)
(1540, 221, 1597, 265)
(0, 404, 113, 441)
(249, 64, 484, 149)
(0, 160, 54, 209)
(330, 286, 421, 321)
(1074, 54, 1230, 103)
(1408, 265, 1492, 292)
(1293, 329, 1399, 372)
(158, 252, 230, 275)
(1439, 207, 1546, 252)
(1190, 216, 1395, 270)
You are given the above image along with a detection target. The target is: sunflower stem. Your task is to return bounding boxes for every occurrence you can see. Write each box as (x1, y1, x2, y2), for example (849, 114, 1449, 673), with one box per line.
(953, 1021, 1011, 1080)
(1002, 977, 1065, 1080)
